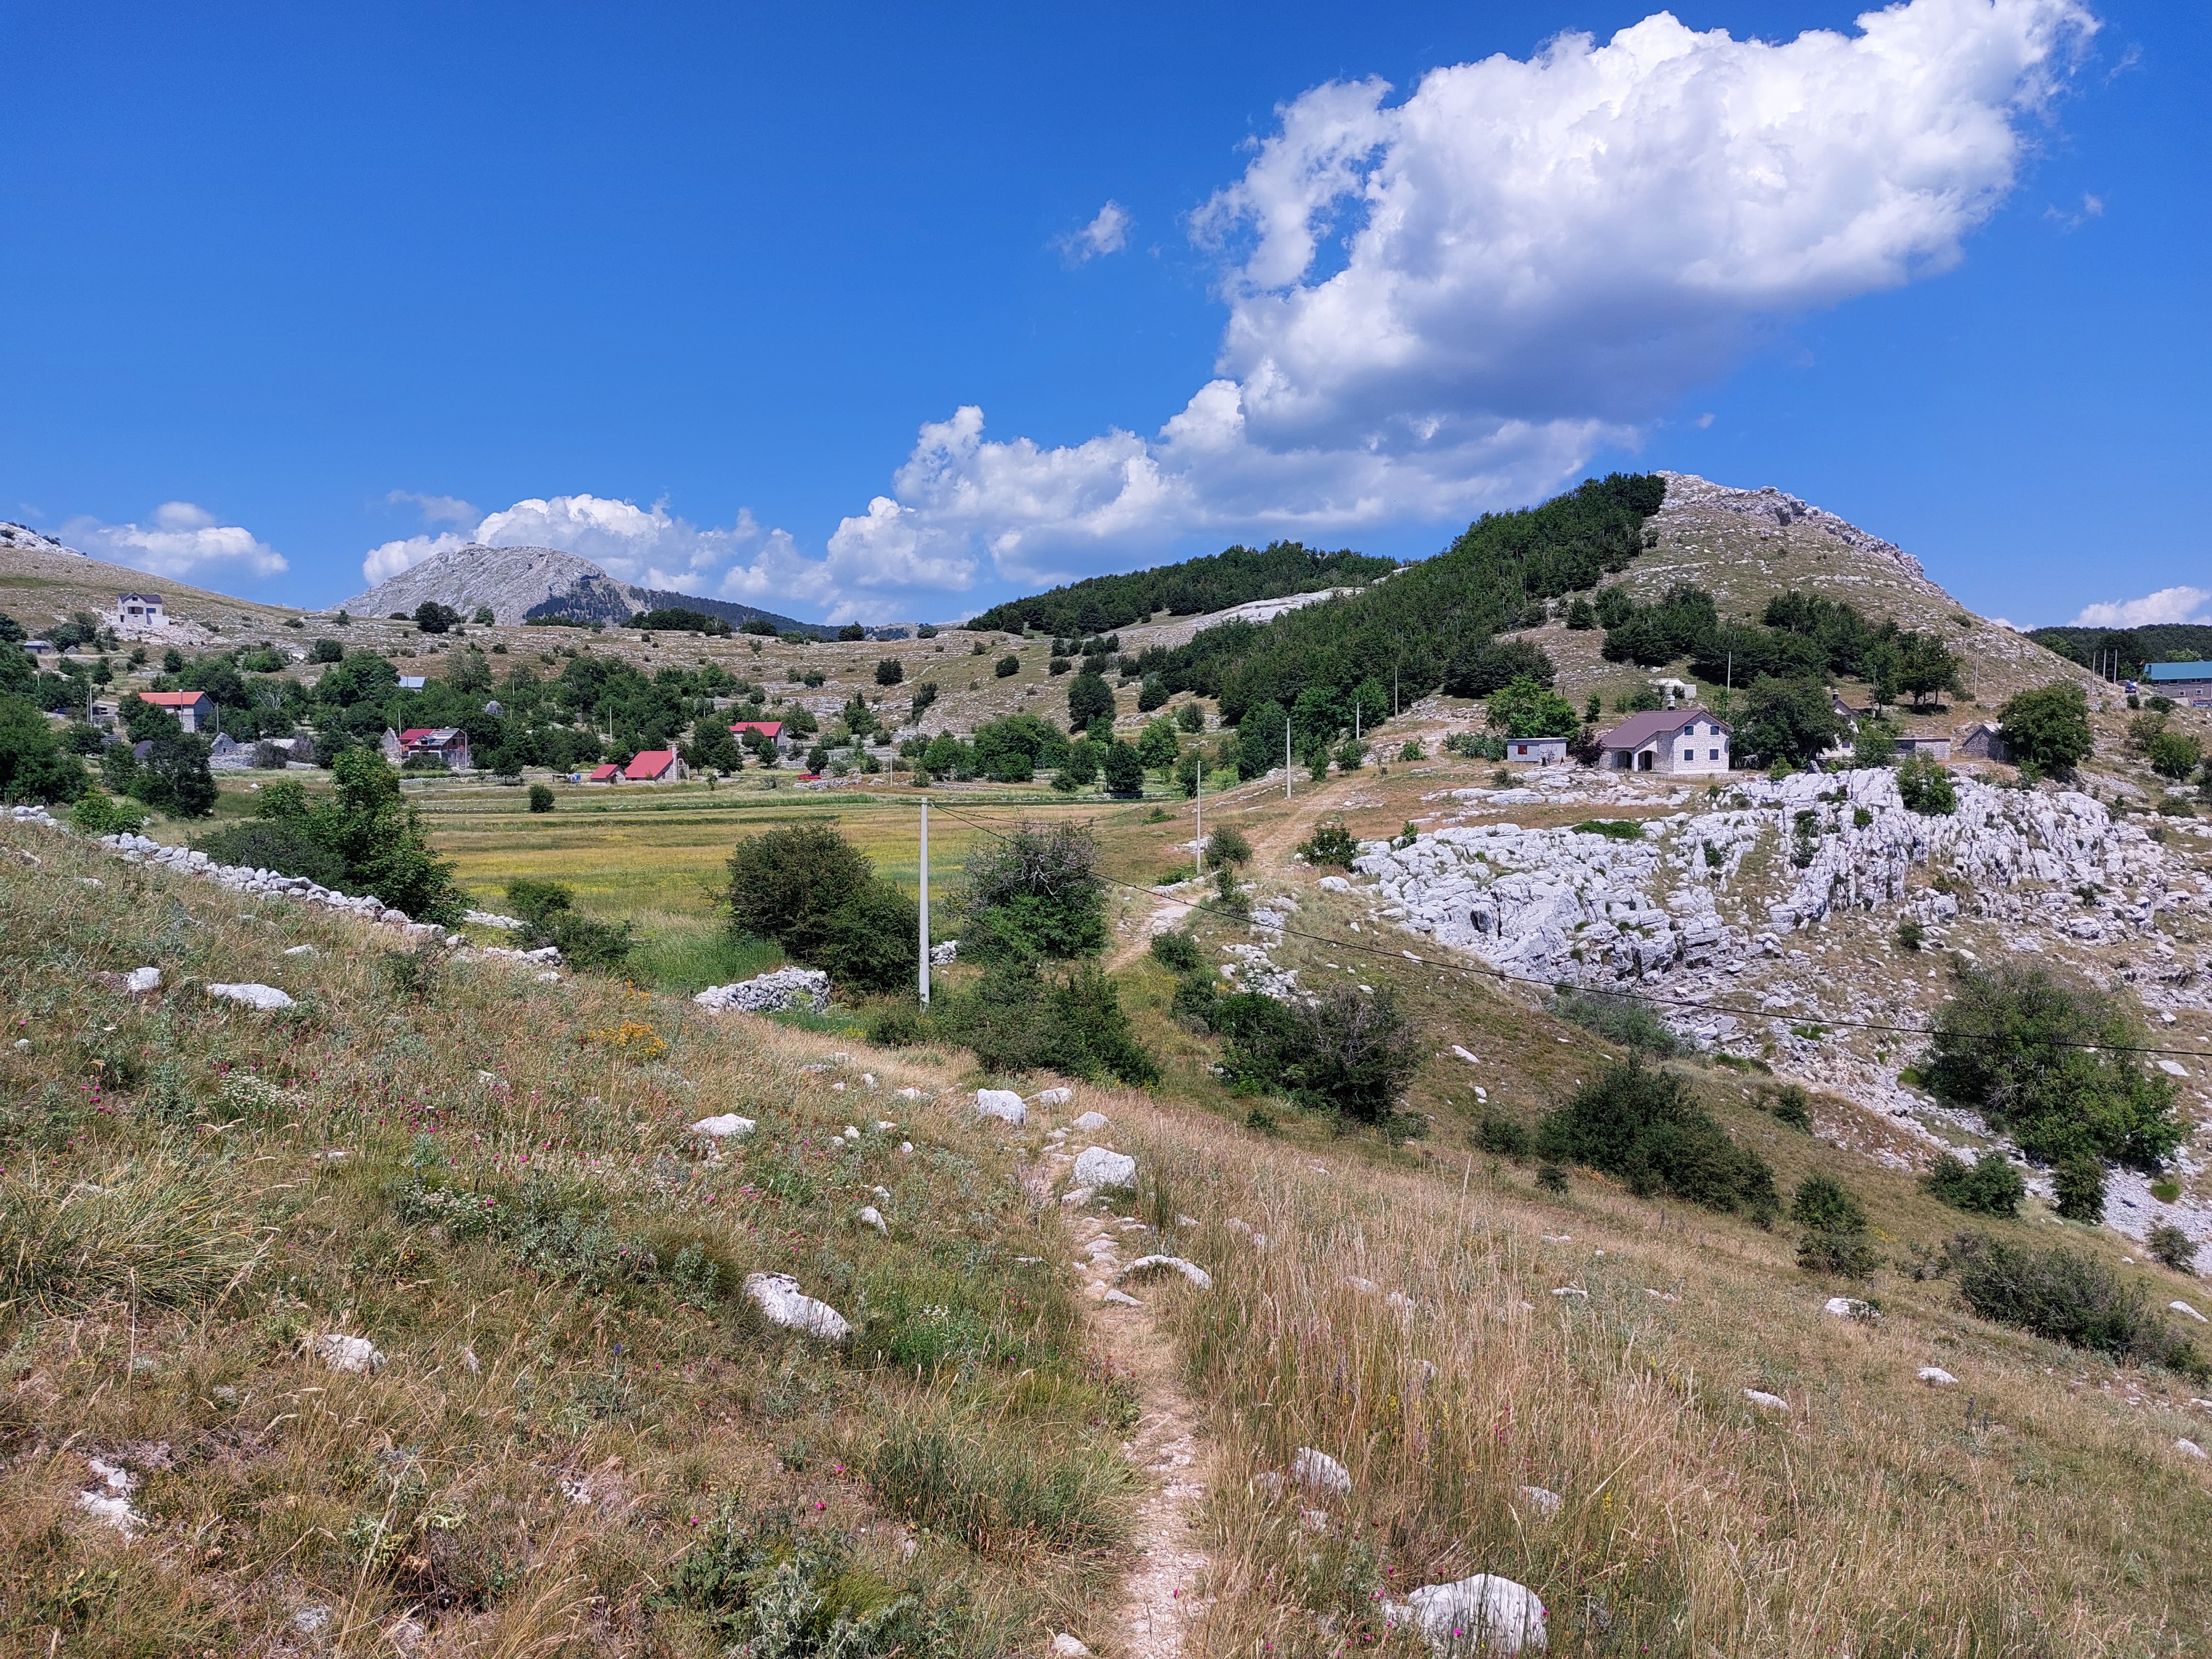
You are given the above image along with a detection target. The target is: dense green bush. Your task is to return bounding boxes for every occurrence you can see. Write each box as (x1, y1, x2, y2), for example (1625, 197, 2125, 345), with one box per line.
(1921, 1151, 2025, 1217)
(527, 783, 555, 812)
(193, 818, 354, 888)
(930, 958, 1158, 1086)
(1942, 1232, 2203, 1376)
(1477, 1109, 1532, 1158)
(2149, 1224, 2197, 1275)
(68, 788, 147, 836)
(1209, 987, 1421, 1123)
(1896, 753, 1956, 815)
(191, 757, 464, 921)
(960, 820, 1107, 962)
(1299, 822, 1359, 867)
(1205, 825, 1253, 867)
(1769, 1084, 1811, 1130)
(1535, 1059, 1777, 1217)
(504, 877, 635, 972)
(724, 823, 918, 996)
(1997, 683, 2093, 779)
(1149, 928, 1204, 974)
(1550, 988, 1678, 1054)
(1921, 962, 2180, 1172)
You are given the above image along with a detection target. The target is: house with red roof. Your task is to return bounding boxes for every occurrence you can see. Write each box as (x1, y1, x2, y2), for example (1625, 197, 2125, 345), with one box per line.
(624, 749, 687, 783)
(729, 719, 787, 754)
(136, 689, 211, 733)
(586, 763, 621, 784)
(379, 725, 473, 772)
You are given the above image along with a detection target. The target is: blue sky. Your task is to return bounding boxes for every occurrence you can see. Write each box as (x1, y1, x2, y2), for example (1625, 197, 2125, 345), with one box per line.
(1, 0, 2204, 629)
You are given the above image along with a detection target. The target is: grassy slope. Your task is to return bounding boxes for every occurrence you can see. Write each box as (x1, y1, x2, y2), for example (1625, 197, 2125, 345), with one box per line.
(0, 823, 1135, 1656)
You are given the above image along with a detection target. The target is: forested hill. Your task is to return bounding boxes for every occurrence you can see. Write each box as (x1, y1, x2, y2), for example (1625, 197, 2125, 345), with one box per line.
(1131, 472, 1669, 724)
(963, 541, 1396, 637)
(2028, 623, 2212, 676)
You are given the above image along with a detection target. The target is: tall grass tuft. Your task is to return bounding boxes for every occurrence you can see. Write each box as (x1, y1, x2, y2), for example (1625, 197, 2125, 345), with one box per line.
(865, 1393, 1133, 1557)
(0, 1159, 265, 1313)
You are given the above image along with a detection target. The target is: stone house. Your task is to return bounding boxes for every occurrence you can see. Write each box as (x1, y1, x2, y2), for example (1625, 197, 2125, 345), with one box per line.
(1596, 708, 1730, 774)
(138, 689, 211, 733)
(1957, 721, 2009, 762)
(1503, 737, 1569, 764)
(113, 592, 167, 633)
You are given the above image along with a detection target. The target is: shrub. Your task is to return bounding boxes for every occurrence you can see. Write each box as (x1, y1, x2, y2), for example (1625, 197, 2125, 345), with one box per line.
(527, 783, 554, 813)
(1150, 929, 1203, 974)
(1212, 987, 1421, 1123)
(1896, 753, 1956, 815)
(309, 638, 343, 663)
(1535, 1059, 1777, 1217)
(2149, 1224, 2197, 1274)
(994, 654, 1020, 678)
(1299, 822, 1359, 867)
(1535, 1164, 1569, 1195)
(1791, 1175, 1866, 1234)
(874, 657, 904, 686)
(504, 877, 634, 972)
(1942, 1232, 2203, 1376)
(1998, 682, 2093, 778)
(413, 600, 460, 634)
(961, 820, 1107, 962)
(70, 788, 147, 835)
(1894, 918, 1924, 951)
(1551, 988, 1678, 1055)
(1798, 1227, 1879, 1277)
(1922, 1151, 2025, 1217)
(1571, 819, 1647, 841)
(1103, 740, 1145, 797)
(1477, 1110, 1531, 1158)
(194, 818, 354, 889)
(1206, 825, 1253, 867)
(1770, 1084, 1811, 1129)
(2052, 1153, 2106, 1222)
(1921, 961, 2180, 1170)
(931, 958, 1158, 1085)
(724, 823, 918, 995)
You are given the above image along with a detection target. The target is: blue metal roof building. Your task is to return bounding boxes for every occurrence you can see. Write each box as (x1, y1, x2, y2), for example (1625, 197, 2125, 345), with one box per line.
(2144, 661, 2212, 705)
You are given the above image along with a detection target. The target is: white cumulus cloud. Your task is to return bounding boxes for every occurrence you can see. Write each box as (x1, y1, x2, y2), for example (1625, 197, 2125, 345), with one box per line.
(1060, 200, 1132, 264)
(829, 0, 2094, 596)
(2071, 586, 2212, 629)
(362, 531, 470, 586)
(65, 501, 289, 580)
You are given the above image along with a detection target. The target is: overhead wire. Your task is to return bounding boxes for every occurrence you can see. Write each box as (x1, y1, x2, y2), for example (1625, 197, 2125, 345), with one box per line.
(917, 796, 2212, 1062)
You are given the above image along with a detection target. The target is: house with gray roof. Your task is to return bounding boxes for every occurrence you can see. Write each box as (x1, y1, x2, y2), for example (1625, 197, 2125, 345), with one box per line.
(1597, 708, 1730, 775)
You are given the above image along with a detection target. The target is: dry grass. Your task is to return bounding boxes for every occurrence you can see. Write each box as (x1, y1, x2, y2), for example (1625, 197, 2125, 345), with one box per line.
(1065, 1083, 2212, 1658)
(0, 820, 1132, 1655)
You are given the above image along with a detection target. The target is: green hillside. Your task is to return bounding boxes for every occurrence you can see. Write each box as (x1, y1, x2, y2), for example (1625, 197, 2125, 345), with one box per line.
(962, 541, 1395, 638)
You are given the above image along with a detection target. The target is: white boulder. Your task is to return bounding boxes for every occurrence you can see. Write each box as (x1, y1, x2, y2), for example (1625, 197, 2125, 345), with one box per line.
(744, 1272, 852, 1340)
(1391, 1573, 1548, 1655)
(1073, 1147, 1136, 1188)
(1117, 1255, 1213, 1290)
(2172, 1300, 2208, 1324)
(208, 982, 295, 1011)
(1823, 1297, 1877, 1320)
(1917, 1367, 1959, 1387)
(974, 1088, 1027, 1126)
(692, 1114, 756, 1139)
(316, 1333, 385, 1374)
(1516, 1485, 1563, 1518)
(1743, 1389, 1789, 1413)
(1033, 1086, 1073, 1107)
(857, 1206, 887, 1234)
(1289, 1447, 1352, 1496)
(124, 966, 161, 993)
(1072, 1110, 1111, 1131)
(2178, 1438, 2209, 1461)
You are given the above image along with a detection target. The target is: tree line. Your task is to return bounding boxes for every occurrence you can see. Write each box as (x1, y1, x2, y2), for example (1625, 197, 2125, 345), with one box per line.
(963, 541, 1397, 638)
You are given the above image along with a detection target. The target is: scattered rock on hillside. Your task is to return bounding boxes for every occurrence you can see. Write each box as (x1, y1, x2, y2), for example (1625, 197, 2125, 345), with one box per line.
(316, 1334, 385, 1374)
(1387, 1571, 1548, 1655)
(124, 966, 160, 993)
(208, 982, 295, 1011)
(693, 968, 830, 1014)
(2177, 1438, 2209, 1461)
(2171, 1300, 2207, 1324)
(1517, 1485, 1564, 1518)
(1033, 1085, 1073, 1107)
(974, 1088, 1027, 1125)
(1050, 1636, 1092, 1658)
(1073, 1147, 1136, 1188)
(1118, 1255, 1213, 1290)
(857, 1206, 887, 1233)
(76, 1456, 144, 1534)
(1072, 1109, 1110, 1131)
(1823, 1296, 1877, 1320)
(1918, 1367, 1959, 1387)
(1289, 1447, 1352, 1496)
(744, 1272, 852, 1340)
(1744, 1389, 1790, 1413)
(692, 1114, 755, 1139)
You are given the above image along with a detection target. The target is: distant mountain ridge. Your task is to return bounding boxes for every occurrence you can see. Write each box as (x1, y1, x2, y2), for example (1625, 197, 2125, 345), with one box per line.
(339, 543, 825, 635)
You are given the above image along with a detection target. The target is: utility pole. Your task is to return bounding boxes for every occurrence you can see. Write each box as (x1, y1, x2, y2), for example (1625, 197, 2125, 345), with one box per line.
(1285, 717, 1293, 801)
(1194, 756, 1203, 879)
(918, 799, 929, 1005)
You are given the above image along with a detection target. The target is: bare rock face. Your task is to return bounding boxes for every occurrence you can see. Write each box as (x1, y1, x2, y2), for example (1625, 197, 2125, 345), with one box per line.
(344, 543, 643, 626)
(1656, 472, 1924, 580)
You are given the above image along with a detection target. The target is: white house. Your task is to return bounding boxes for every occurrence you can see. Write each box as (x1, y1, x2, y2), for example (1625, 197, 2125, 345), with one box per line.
(1597, 708, 1730, 774)
(114, 592, 168, 633)
(1503, 736, 1569, 764)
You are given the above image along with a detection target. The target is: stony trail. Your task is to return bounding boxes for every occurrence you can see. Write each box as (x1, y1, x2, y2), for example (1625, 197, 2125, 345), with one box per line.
(1068, 1205, 1214, 1659)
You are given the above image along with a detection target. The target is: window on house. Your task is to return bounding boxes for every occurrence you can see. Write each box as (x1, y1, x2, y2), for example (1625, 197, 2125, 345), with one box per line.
(1709, 749, 1720, 761)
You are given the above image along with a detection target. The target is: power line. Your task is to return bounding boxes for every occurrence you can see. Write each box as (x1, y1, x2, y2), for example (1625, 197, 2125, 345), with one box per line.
(919, 798, 2212, 1062)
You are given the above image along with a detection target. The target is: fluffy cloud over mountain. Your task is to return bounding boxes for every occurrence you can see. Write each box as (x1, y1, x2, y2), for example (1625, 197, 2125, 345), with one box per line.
(2071, 585, 2212, 628)
(832, 0, 2094, 595)
(64, 501, 288, 580)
